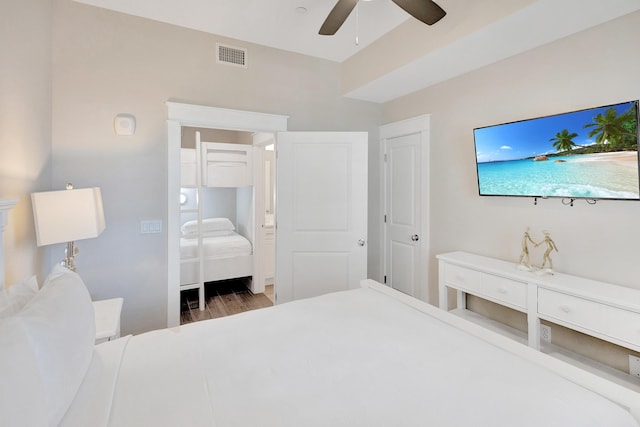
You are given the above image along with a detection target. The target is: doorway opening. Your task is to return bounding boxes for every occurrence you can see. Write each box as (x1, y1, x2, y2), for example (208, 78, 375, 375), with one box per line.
(177, 127, 276, 324)
(167, 102, 288, 327)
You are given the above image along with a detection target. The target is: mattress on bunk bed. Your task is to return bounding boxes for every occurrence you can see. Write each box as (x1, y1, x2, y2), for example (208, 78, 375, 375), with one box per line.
(180, 231, 252, 260)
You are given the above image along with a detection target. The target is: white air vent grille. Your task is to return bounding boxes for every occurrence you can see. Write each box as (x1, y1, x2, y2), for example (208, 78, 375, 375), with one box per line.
(216, 43, 247, 68)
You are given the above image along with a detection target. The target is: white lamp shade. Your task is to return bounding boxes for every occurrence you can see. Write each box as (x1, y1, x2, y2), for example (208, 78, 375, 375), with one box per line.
(32, 188, 106, 247)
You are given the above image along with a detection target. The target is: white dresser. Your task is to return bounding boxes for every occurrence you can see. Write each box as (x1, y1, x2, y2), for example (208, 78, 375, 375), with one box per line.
(437, 251, 640, 372)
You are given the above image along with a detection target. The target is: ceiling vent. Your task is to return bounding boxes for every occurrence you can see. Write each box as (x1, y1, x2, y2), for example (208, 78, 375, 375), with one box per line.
(216, 43, 247, 68)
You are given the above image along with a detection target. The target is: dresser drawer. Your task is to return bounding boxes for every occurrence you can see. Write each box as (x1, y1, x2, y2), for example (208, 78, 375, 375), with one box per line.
(444, 264, 482, 293)
(601, 304, 640, 348)
(445, 264, 527, 310)
(538, 289, 606, 335)
(482, 274, 527, 310)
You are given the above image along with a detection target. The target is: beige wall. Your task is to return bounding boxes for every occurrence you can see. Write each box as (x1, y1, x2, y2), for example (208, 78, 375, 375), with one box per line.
(9, 0, 638, 357)
(0, 0, 53, 285)
(382, 11, 640, 369)
(384, 9, 640, 298)
(51, 0, 381, 334)
(341, 0, 534, 95)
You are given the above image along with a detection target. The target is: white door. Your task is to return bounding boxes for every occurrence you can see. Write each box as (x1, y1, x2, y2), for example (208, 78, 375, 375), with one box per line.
(276, 132, 368, 303)
(382, 115, 430, 298)
(385, 134, 421, 295)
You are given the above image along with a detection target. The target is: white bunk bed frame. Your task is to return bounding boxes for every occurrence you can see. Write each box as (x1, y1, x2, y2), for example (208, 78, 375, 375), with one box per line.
(180, 134, 254, 310)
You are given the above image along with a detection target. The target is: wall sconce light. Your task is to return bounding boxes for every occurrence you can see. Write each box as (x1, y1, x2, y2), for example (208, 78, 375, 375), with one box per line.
(114, 114, 136, 136)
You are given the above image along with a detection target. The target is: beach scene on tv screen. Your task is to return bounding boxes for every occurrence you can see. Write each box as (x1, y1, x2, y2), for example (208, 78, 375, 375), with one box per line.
(474, 101, 639, 199)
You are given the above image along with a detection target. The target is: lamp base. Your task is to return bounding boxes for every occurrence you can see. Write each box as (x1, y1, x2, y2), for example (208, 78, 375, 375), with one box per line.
(62, 241, 78, 271)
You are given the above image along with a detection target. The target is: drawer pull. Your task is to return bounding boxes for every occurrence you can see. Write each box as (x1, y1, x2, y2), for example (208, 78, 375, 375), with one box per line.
(559, 305, 571, 314)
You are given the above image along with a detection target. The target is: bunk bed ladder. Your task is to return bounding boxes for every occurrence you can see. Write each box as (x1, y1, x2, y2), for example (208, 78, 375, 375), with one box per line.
(195, 131, 205, 311)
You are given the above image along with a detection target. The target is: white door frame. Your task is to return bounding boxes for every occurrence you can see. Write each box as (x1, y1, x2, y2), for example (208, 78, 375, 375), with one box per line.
(166, 102, 288, 327)
(380, 115, 431, 302)
(250, 132, 276, 294)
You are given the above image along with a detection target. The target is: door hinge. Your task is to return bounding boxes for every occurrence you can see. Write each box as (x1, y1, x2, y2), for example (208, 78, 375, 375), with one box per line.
(384, 275, 387, 284)
(383, 153, 387, 162)
(383, 214, 387, 223)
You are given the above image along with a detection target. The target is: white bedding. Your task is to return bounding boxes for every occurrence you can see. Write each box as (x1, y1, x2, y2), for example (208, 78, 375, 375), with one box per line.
(180, 231, 252, 260)
(61, 285, 640, 427)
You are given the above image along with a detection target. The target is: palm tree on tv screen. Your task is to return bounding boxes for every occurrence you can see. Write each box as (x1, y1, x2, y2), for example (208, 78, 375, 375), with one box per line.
(550, 129, 578, 153)
(584, 107, 637, 150)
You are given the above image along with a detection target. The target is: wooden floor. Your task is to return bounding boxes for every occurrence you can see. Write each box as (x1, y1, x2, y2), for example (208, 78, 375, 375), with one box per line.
(180, 279, 274, 325)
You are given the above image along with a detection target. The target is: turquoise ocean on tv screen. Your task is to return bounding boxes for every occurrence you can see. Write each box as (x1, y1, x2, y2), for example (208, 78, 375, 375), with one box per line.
(477, 155, 640, 199)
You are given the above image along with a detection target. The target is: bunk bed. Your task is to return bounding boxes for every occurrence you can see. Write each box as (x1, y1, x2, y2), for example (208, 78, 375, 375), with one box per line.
(179, 218, 253, 286)
(180, 138, 255, 310)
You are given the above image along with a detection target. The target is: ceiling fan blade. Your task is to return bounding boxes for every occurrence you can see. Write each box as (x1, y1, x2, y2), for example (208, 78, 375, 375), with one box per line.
(319, 0, 359, 35)
(391, 0, 446, 25)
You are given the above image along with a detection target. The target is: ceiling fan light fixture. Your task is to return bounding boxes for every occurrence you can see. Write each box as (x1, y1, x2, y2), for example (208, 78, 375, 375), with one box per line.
(319, 0, 445, 36)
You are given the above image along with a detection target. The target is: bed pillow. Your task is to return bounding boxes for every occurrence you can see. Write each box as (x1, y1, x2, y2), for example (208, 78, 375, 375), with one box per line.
(14, 265, 95, 427)
(0, 316, 50, 426)
(181, 217, 235, 237)
(0, 275, 38, 317)
(182, 229, 234, 239)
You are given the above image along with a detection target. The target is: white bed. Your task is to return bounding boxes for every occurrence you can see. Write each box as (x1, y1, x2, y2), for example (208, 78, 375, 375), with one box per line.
(179, 218, 253, 309)
(180, 233, 252, 260)
(180, 231, 253, 286)
(3, 262, 640, 426)
(181, 143, 253, 188)
(1, 202, 639, 427)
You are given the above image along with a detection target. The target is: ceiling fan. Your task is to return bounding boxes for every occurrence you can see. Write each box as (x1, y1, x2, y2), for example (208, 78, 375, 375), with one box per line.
(319, 0, 446, 35)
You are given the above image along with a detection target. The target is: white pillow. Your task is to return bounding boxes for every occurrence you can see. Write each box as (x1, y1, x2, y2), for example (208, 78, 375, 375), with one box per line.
(0, 275, 39, 318)
(6, 265, 96, 427)
(181, 217, 235, 237)
(0, 317, 49, 427)
(182, 230, 234, 239)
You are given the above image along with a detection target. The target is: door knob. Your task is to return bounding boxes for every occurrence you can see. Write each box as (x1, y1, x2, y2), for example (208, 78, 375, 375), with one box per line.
(358, 239, 366, 246)
(411, 234, 419, 242)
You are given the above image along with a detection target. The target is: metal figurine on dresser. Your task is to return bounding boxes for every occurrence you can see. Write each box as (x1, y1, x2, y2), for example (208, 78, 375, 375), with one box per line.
(517, 227, 558, 274)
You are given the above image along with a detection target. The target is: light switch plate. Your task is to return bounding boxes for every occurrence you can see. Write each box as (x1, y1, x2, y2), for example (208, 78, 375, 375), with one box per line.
(140, 220, 162, 234)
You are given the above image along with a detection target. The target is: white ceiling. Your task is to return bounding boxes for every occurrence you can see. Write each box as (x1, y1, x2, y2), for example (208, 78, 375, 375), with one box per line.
(73, 0, 412, 62)
(346, 0, 640, 102)
(74, 0, 640, 103)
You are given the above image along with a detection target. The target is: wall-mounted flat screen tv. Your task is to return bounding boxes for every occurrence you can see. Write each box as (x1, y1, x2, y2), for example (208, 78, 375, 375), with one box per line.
(473, 100, 640, 200)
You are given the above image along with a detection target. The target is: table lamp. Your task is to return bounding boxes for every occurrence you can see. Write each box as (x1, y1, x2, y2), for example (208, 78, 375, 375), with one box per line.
(31, 183, 105, 271)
